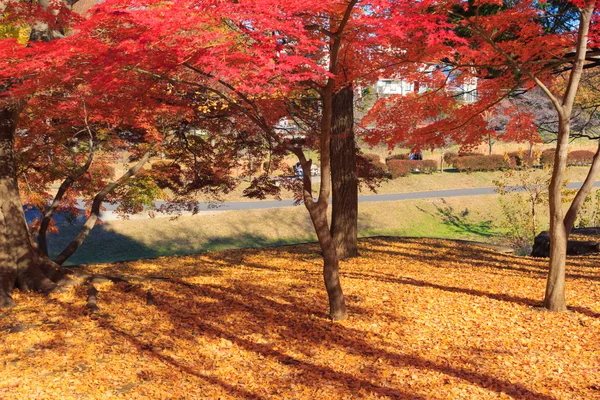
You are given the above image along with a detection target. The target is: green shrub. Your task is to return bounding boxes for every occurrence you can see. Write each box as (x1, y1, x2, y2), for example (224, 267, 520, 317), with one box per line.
(455, 155, 506, 172)
(576, 189, 600, 228)
(494, 168, 551, 255)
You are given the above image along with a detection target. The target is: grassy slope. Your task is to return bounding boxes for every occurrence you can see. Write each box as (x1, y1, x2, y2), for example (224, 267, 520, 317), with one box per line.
(47, 165, 594, 265)
(48, 195, 507, 265)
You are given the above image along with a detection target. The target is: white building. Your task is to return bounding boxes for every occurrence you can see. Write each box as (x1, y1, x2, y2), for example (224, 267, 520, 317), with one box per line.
(274, 117, 304, 140)
(375, 78, 422, 97)
(374, 75, 477, 104)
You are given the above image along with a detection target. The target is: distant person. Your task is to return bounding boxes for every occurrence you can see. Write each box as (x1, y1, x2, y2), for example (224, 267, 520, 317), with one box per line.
(409, 152, 416, 160)
(295, 162, 304, 178)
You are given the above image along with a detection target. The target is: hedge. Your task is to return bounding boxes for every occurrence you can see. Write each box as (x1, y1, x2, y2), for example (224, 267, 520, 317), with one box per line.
(387, 160, 438, 178)
(506, 151, 535, 169)
(454, 154, 506, 172)
(568, 150, 596, 166)
(385, 153, 410, 164)
(362, 153, 387, 170)
(541, 149, 596, 167)
(358, 153, 388, 178)
(443, 152, 457, 166)
(387, 160, 413, 178)
(416, 160, 438, 174)
(443, 152, 484, 168)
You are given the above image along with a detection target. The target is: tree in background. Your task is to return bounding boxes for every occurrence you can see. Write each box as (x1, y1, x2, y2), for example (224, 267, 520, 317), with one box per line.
(1, 0, 84, 306)
(363, 0, 599, 312)
(0, 0, 246, 305)
(71, 0, 460, 319)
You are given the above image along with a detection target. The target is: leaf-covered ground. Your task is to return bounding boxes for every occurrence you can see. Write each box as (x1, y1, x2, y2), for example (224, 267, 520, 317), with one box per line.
(2, 237, 599, 399)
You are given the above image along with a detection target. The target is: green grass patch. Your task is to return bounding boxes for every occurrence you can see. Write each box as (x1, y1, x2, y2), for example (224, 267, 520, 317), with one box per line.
(47, 195, 510, 265)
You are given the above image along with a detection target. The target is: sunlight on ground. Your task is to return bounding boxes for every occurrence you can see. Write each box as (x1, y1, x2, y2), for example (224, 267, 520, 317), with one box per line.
(2, 238, 599, 399)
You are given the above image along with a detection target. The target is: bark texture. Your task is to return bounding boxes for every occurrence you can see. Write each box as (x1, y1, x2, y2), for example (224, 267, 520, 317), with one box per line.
(298, 83, 347, 320)
(0, 106, 66, 308)
(330, 86, 358, 259)
(308, 201, 347, 320)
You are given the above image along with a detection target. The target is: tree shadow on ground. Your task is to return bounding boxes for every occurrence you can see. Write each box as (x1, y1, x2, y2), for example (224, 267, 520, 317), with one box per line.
(362, 237, 600, 318)
(9, 236, 598, 398)
(88, 280, 556, 400)
(366, 236, 600, 283)
(45, 216, 317, 266)
(416, 200, 496, 238)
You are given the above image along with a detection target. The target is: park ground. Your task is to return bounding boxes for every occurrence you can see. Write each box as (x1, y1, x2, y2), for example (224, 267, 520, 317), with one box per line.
(5, 142, 599, 399)
(47, 165, 595, 265)
(2, 237, 599, 399)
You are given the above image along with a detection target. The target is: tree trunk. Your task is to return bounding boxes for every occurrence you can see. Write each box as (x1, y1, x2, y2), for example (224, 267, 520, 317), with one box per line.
(307, 200, 347, 320)
(330, 86, 358, 259)
(0, 106, 65, 308)
(54, 151, 152, 265)
(542, 3, 594, 312)
(544, 119, 570, 312)
(529, 143, 534, 159)
(295, 81, 348, 320)
(38, 140, 95, 256)
(544, 224, 568, 311)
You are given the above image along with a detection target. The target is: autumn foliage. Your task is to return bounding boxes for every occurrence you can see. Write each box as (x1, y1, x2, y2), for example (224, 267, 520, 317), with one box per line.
(2, 1, 600, 395)
(387, 160, 438, 177)
(454, 155, 507, 173)
(2, 238, 599, 399)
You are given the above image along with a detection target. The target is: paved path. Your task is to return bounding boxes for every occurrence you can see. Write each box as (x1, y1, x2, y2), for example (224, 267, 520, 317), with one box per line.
(26, 181, 600, 222)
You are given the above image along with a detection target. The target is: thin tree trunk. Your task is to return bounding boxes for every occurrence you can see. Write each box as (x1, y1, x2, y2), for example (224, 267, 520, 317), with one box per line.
(38, 139, 95, 256)
(531, 199, 536, 241)
(295, 82, 348, 320)
(54, 151, 152, 265)
(296, 2, 356, 320)
(543, 3, 594, 312)
(563, 140, 600, 236)
(0, 106, 63, 307)
(307, 201, 347, 320)
(529, 142, 534, 158)
(545, 119, 570, 311)
(330, 86, 358, 259)
(317, 72, 347, 320)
